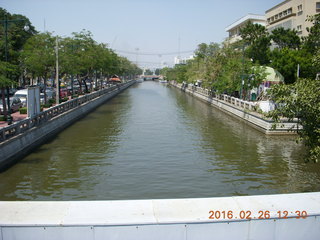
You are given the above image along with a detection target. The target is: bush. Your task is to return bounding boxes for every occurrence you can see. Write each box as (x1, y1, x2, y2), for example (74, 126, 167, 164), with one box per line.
(48, 98, 55, 105)
(42, 103, 52, 108)
(19, 107, 27, 114)
(0, 115, 5, 121)
(59, 97, 68, 103)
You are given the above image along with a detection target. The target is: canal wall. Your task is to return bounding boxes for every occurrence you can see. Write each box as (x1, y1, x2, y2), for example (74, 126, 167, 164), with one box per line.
(0, 81, 135, 171)
(169, 82, 299, 135)
(0, 192, 319, 239)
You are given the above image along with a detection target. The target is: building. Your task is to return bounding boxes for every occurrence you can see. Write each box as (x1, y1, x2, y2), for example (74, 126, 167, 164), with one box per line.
(225, 14, 266, 44)
(174, 55, 194, 65)
(266, 0, 320, 36)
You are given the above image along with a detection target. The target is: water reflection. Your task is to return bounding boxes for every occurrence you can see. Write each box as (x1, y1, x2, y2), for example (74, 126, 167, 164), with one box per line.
(0, 82, 319, 200)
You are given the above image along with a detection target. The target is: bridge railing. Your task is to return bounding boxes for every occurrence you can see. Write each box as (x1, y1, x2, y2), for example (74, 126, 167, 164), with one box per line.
(0, 82, 133, 143)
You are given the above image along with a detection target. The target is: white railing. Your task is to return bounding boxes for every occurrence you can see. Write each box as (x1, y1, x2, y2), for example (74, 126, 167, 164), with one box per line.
(0, 192, 319, 240)
(179, 82, 256, 111)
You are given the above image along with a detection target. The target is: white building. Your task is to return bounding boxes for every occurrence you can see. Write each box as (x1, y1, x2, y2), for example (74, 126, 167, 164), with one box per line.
(174, 55, 194, 65)
(225, 14, 266, 44)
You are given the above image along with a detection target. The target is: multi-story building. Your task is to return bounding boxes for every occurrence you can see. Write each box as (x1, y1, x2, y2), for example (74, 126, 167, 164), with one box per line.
(225, 14, 266, 44)
(266, 0, 320, 36)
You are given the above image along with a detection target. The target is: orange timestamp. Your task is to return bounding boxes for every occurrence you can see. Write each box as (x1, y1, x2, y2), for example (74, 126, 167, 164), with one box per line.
(208, 210, 308, 220)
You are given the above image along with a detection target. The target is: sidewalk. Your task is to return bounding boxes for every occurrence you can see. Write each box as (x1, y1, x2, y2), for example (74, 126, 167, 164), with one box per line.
(0, 111, 28, 128)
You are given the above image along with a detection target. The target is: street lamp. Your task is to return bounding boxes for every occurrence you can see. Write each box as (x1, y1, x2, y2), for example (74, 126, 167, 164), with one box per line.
(1, 14, 30, 124)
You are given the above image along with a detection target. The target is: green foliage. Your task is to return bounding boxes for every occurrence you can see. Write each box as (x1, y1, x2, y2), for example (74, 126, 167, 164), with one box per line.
(194, 42, 220, 59)
(270, 48, 315, 84)
(0, 61, 16, 87)
(42, 103, 52, 108)
(0, 8, 37, 82)
(144, 69, 153, 75)
(48, 98, 55, 105)
(271, 27, 301, 49)
(19, 107, 27, 114)
(303, 14, 320, 53)
(20, 32, 55, 80)
(240, 22, 271, 64)
(268, 79, 320, 162)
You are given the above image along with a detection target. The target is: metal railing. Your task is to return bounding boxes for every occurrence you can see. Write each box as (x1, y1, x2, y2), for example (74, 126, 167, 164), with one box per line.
(0, 81, 133, 142)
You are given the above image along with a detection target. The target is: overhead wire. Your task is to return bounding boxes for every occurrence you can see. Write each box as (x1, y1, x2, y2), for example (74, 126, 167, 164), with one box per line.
(113, 49, 195, 56)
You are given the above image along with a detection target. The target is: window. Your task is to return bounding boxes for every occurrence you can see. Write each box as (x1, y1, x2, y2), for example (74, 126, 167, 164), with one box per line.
(275, 14, 278, 20)
(297, 4, 303, 12)
(297, 25, 302, 35)
(317, 2, 320, 12)
(288, 8, 292, 14)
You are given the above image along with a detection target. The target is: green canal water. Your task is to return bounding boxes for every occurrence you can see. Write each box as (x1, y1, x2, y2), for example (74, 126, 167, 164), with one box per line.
(0, 81, 320, 200)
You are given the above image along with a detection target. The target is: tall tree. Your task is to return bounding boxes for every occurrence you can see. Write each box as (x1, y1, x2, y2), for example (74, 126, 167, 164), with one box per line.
(21, 32, 55, 103)
(240, 22, 271, 64)
(0, 8, 37, 79)
(270, 27, 301, 49)
(303, 13, 320, 53)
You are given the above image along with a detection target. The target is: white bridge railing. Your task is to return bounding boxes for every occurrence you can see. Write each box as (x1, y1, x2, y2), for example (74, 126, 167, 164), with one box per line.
(0, 192, 319, 240)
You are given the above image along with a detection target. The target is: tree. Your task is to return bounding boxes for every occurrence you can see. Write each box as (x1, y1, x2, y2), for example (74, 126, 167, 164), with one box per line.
(240, 22, 271, 64)
(144, 69, 153, 75)
(0, 61, 17, 119)
(268, 78, 320, 162)
(303, 14, 320, 53)
(21, 32, 55, 102)
(270, 27, 301, 49)
(194, 42, 220, 59)
(270, 48, 315, 84)
(0, 8, 37, 80)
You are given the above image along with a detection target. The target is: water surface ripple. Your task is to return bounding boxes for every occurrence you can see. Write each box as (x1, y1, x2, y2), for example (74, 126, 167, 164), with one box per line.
(0, 82, 319, 200)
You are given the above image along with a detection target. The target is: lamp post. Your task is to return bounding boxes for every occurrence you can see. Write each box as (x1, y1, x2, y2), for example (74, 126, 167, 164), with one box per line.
(1, 14, 29, 124)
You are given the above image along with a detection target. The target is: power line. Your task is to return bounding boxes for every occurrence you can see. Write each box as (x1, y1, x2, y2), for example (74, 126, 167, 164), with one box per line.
(113, 49, 194, 56)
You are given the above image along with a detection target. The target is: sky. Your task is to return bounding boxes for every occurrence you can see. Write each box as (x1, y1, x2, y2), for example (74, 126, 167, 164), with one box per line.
(1, 0, 281, 69)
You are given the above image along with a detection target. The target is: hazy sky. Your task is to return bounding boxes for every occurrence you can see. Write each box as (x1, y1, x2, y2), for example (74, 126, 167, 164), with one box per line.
(1, 0, 281, 68)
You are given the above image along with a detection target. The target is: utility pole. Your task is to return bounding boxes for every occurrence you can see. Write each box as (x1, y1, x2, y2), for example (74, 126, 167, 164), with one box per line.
(55, 36, 60, 105)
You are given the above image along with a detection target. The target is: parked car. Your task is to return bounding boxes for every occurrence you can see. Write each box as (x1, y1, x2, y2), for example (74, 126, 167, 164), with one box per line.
(59, 87, 68, 98)
(13, 89, 28, 107)
(45, 88, 56, 100)
(0, 97, 23, 114)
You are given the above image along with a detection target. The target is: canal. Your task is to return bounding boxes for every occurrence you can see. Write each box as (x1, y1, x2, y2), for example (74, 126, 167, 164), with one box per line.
(0, 81, 320, 200)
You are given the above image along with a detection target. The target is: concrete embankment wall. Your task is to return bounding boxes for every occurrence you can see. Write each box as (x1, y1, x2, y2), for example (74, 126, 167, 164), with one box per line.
(0, 81, 135, 171)
(170, 82, 299, 135)
(0, 192, 319, 240)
